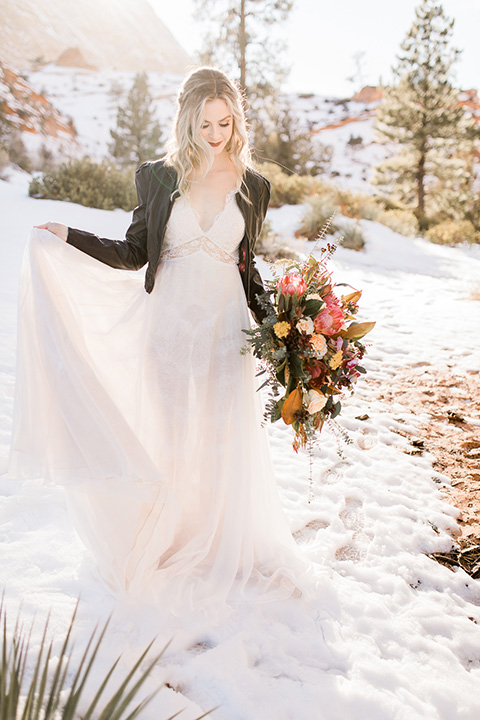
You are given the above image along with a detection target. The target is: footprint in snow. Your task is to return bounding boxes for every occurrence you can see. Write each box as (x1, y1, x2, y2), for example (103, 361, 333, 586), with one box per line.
(335, 497, 372, 562)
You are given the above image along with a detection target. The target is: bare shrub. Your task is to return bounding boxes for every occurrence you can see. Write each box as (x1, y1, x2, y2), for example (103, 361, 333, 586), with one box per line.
(425, 219, 477, 245)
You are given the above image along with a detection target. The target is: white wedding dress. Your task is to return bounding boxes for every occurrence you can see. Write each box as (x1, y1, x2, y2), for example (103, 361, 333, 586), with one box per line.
(10, 191, 313, 614)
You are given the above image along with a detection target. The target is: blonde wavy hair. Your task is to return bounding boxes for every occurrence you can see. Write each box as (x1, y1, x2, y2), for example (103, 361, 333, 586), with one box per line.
(165, 66, 252, 195)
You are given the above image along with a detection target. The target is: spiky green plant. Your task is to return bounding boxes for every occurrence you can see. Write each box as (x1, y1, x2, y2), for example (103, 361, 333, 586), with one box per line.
(0, 594, 181, 720)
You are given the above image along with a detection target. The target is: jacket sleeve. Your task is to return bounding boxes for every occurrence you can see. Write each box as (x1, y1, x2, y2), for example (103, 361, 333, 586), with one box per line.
(66, 163, 150, 271)
(247, 176, 272, 324)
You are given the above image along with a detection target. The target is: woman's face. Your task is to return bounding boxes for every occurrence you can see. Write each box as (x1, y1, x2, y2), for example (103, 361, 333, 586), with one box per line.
(199, 98, 233, 155)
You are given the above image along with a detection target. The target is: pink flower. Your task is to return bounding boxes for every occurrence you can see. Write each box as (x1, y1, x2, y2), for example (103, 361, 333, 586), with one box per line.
(313, 294, 346, 336)
(277, 273, 307, 296)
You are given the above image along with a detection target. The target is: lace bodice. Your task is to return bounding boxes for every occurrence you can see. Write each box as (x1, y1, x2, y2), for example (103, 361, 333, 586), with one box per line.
(162, 190, 245, 264)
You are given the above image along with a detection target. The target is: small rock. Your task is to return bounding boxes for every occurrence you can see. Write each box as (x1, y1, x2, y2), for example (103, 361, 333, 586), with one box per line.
(411, 438, 425, 448)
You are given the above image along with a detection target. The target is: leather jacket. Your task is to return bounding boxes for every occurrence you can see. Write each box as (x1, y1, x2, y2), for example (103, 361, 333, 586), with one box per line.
(66, 159, 271, 323)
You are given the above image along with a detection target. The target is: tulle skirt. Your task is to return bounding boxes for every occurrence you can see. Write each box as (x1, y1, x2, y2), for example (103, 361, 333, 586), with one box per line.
(10, 229, 314, 614)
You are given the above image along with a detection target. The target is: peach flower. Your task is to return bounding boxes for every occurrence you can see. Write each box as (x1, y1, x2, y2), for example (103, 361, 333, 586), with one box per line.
(296, 317, 314, 335)
(306, 389, 327, 414)
(310, 333, 328, 358)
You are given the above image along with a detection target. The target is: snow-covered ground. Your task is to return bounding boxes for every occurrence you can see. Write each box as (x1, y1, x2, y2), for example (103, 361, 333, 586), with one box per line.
(1, 172, 480, 719)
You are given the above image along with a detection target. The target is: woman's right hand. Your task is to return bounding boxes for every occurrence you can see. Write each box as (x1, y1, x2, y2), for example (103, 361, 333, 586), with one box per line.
(35, 222, 68, 242)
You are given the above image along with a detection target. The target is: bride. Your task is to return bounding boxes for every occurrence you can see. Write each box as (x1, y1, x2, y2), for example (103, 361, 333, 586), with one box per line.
(10, 67, 313, 613)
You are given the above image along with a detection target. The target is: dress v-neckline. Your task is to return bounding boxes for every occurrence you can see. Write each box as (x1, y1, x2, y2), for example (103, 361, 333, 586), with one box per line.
(187, 188, 238, 234)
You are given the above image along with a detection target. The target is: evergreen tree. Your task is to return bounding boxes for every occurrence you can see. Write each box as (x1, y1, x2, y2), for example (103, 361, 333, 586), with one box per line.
(193, 1, 327, 178)
(194, 0, 292, 96)
(0, 100, 12, 149)
(252, 102, 332, 176)
(373, 0, 479, 225)
(0, 100, 31, 172)
(109, 73, 163, 167)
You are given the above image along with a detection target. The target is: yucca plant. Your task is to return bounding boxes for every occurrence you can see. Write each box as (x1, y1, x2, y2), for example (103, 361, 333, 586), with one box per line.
(0, 595, 184, 720)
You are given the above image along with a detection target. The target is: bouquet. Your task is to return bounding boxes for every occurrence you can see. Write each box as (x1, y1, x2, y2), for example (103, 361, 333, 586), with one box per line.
(243, 242, 375, 452)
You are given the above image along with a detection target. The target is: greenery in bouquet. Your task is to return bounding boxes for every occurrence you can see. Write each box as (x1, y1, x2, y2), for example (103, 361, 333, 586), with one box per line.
(243, 241, 375, 452)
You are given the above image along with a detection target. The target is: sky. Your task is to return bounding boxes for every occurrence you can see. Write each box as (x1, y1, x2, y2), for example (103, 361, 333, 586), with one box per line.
(151, 0, 480, 96)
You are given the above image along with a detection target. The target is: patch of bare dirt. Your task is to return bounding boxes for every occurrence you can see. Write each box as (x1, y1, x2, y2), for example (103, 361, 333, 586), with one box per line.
(369, 363, 480, 574)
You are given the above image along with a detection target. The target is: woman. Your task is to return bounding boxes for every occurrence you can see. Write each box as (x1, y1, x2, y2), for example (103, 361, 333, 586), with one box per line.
(10, 67, 312, 613)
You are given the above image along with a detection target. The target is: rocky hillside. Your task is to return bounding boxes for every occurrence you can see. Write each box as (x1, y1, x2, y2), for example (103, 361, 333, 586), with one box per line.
(0, 62, 79, 160)
(0, 0, 190, 73)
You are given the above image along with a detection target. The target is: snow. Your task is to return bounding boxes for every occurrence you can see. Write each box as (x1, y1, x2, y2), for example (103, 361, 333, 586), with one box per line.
(315, 119, 389, 192)
(1, 176, 480, 719)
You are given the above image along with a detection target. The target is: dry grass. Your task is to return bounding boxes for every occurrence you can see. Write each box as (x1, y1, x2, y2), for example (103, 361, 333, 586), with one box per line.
(369, 363, 480, 556)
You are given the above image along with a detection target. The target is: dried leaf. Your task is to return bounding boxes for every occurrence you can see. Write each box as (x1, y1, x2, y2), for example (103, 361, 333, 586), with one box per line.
(341, 321, 376, 339)
(341, 290, 362, 304)
(282, 387, 303, 425)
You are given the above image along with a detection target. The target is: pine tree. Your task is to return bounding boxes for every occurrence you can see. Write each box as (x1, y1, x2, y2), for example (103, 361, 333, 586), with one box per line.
(0, 100, 31, 172)
(373, 0, 479, 225)
(194, 0, 292, 96)
(0, 100, 12, 149)
(193, 0, 327, 177)
(109, 73, 163, 167)
(252, 102, 332, 176)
